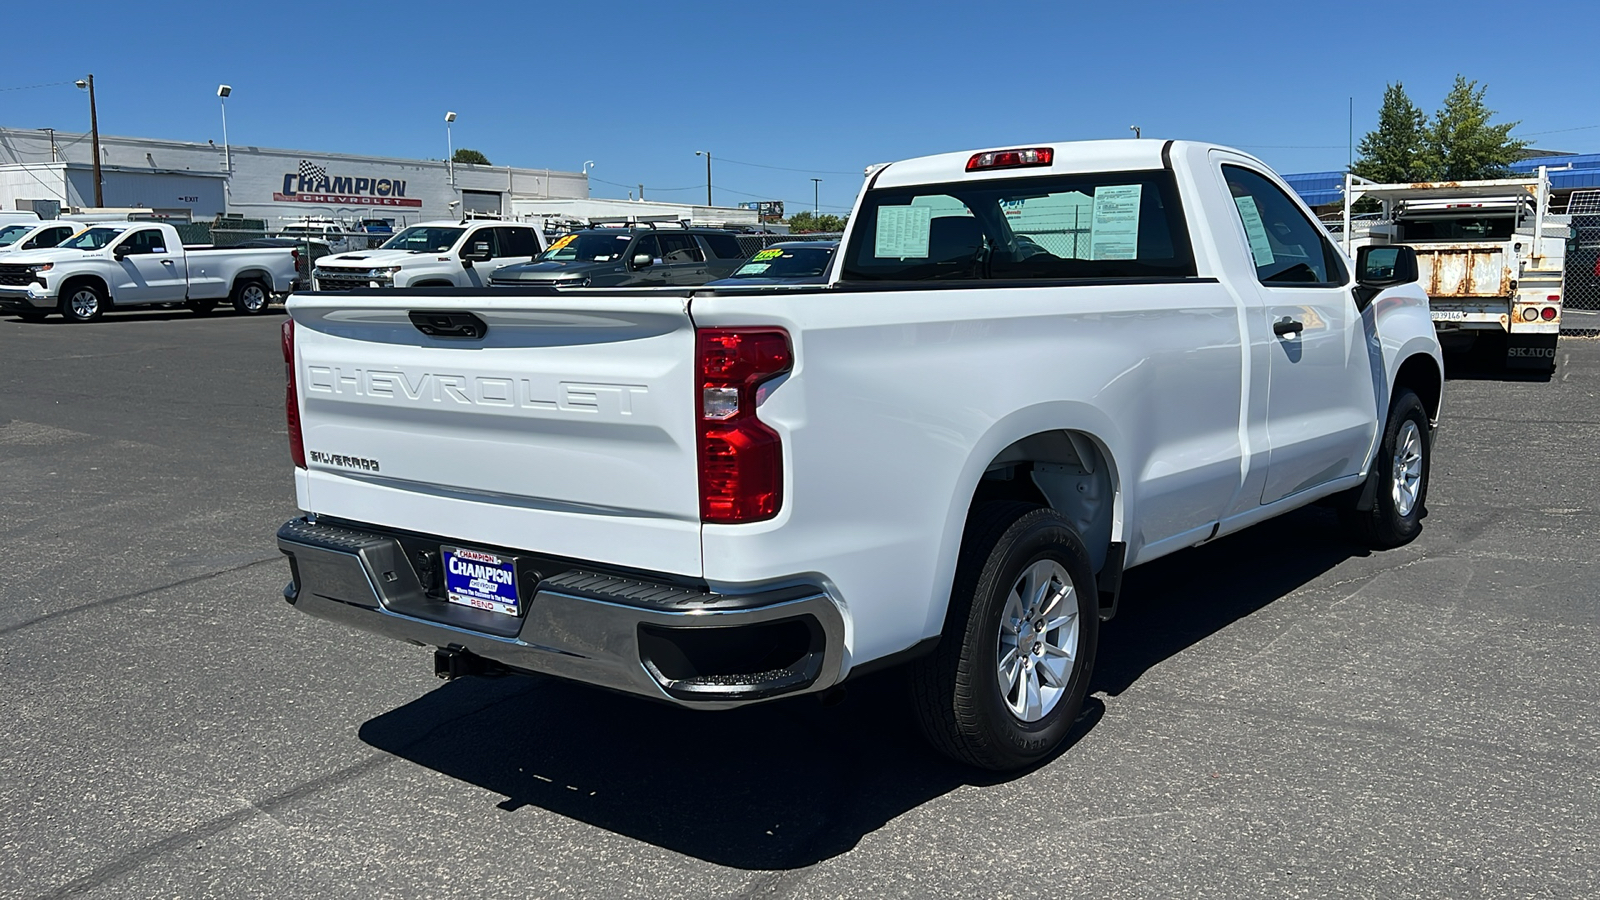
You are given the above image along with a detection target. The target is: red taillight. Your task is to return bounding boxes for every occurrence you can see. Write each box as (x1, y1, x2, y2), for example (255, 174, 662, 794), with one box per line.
(966, 147, 1054, 172)
(1542, 306, 1557, 321)
(696, 328, 792, 523)
(282, 319, 306, 468)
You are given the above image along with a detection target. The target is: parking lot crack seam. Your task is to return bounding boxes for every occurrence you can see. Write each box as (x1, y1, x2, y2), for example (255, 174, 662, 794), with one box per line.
(0, 556, 281, 639)
(32, 682, 544, 900)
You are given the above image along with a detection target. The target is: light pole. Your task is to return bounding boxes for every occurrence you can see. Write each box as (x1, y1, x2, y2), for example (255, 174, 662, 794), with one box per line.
(583, 160, 595, 175)
(1129, 125, 1141, 139)
(444, 111, 457, 185)
(74, 75, 103, 207)
(811, 178, 821, 216)
(217, 84, 232, 175)
(695, 150, 711, 206)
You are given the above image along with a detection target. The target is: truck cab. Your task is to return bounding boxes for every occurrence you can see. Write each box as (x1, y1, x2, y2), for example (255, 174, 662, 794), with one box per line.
(312, 220, 544, 290)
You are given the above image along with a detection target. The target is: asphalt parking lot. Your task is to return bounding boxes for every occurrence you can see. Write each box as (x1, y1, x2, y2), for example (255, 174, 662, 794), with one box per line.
(2, 310, 1597, 899)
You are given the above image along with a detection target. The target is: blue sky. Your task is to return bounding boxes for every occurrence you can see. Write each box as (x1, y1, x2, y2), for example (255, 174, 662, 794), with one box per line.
(4, 0, 1595, 215)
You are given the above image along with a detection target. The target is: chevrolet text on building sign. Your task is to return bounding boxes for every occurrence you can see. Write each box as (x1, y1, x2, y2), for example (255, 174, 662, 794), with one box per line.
(274, 160, 423, 208)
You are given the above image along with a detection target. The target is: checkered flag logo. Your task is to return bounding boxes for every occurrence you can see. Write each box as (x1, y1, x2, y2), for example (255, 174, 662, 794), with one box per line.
(297, 160, 327, 184)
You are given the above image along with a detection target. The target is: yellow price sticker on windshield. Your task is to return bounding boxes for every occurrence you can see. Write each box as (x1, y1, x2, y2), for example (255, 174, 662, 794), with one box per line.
(549, 234, 577, 252)
(751, 248, 784, 261)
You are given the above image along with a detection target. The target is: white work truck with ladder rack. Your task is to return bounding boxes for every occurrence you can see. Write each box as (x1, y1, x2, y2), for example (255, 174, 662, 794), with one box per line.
(1339, 168, 1567, 374)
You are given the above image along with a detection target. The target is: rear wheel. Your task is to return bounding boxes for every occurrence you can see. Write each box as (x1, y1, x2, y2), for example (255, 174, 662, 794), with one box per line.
(910, 502, 1099, 771)
(1339, 389, 1430, 549)
(230, 280, 271, 315)
(60, 284, 106, 322)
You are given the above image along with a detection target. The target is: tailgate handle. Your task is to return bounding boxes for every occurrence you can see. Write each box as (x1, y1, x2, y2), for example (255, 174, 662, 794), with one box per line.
(409, 310, 488, 340)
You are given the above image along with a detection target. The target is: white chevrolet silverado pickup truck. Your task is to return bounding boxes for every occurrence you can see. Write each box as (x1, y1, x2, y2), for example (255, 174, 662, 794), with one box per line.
(0, 222, 298, 322)
(276, 140, 1444, 769)
(311, 220, 544, 291)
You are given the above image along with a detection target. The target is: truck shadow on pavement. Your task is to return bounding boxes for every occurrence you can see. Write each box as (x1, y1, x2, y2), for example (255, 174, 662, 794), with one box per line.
(360, 506, 1364, 869)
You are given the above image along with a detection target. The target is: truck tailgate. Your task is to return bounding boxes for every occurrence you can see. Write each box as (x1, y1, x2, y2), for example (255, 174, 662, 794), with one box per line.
(288, 291, 703, 577)
(1414, 244, 1511, 298)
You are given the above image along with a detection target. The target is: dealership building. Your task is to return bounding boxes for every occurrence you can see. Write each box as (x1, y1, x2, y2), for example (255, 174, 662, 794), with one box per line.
(0, 126, 762, 228)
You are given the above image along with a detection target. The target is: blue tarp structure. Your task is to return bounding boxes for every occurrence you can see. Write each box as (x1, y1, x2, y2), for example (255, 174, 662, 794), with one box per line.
(1284, 153, 1600, 207)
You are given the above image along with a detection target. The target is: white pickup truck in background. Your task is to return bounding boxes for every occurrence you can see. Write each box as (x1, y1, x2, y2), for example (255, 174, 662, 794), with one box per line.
(276, 139, 1444, 770)
(311, 220, 544, 290)
(0, 222, 298, 322)
(0, 220, 78, 255)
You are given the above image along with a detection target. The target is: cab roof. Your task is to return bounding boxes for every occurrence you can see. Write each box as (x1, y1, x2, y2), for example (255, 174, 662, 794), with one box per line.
(869, 139, 1255, 188)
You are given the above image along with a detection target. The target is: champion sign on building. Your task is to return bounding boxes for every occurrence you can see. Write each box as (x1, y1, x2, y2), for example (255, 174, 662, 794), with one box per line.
(274, 160, 423, 208)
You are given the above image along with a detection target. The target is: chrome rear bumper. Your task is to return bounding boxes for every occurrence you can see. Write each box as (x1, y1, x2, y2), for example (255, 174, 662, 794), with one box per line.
(276, 517, 846, 708)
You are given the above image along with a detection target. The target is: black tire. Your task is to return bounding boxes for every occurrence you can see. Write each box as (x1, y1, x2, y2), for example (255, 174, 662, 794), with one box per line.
(185, 298, 217, 316)
(59, 283, 107, 323)
(230, 280, 272, 315)
(910, 502, 1099, 771)
(1339, 389, 1431, 549)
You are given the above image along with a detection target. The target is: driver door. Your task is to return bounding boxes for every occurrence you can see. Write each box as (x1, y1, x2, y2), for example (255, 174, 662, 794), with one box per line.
(1217, 161, 1378, 505)
(113, 229, 186, 304)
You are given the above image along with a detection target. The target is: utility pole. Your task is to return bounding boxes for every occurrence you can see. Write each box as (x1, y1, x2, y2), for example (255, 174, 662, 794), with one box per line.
(695, 150, 711, 206)
(75, 75, 103, 207)
(811, 178, 821, 216)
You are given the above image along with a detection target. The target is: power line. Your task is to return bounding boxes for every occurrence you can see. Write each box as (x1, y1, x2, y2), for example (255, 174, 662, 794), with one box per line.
(714, 155, 862, 177)
(0, 80, 75, 93)
(1521, 124, 1599, 136)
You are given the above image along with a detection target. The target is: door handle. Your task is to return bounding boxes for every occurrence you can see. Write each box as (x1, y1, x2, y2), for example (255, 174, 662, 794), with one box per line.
(161, 259, 175, 265)
(1273, 317, 1303, 337)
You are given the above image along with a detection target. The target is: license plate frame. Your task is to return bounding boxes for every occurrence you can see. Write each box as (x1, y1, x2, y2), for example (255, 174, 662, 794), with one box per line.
(440, 545, 522, 617)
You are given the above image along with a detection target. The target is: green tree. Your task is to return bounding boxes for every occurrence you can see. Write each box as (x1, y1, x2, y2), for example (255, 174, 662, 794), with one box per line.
(452, 148, 491, 166)
(1353, 82, 1429, 183)
(788, 211, 847, 233)
(1421, 75, 1525, 180)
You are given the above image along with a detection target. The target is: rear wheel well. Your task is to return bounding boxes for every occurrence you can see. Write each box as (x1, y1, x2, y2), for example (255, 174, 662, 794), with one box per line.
(1394, 354, 1442, 420)
(969, 430, 1117, 578)
(231, 270, 272, 292)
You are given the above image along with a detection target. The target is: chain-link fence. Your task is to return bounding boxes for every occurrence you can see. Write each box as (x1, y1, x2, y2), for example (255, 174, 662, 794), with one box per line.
(1565, 198, 1600, 336)
(731, 231, 842, 257)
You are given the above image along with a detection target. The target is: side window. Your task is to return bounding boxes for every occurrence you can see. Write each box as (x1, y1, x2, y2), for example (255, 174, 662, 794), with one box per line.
(499, 227, 537, 258)
(50, 227, 74, 246)
(658, 234, 704, 264)
(466, 228, 498, 258)
(1222, 165, 1346, 286)
(631, 235, 661, 261)
(700, 233, 745, 259)
(122, 229, 166, 255)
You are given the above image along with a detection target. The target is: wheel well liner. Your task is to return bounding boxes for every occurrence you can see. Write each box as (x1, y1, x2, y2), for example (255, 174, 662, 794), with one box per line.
(1394, 353, 1442, 420)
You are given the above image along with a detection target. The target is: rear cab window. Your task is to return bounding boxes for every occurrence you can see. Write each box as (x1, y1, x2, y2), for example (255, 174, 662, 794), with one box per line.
(840, 169, 1195, 282)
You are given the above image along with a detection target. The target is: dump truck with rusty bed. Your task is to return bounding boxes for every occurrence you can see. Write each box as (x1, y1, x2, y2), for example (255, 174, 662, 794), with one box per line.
(1342, 170, 1567, 374)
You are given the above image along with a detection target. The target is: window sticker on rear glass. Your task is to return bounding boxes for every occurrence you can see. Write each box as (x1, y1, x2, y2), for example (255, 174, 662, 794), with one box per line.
(1233, 196, 1276, 267)
(1090, 185, 1142, 260)
(875, 205, 932, 259)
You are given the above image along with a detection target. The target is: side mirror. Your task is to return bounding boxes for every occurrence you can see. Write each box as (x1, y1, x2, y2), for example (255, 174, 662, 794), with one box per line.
(462, 241, 492, 263)
(112, 244, 130, 260)
(1355, 245, 1418, 287)
(1353, 244, 1418, 310)
(631, 253, 653, 269)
